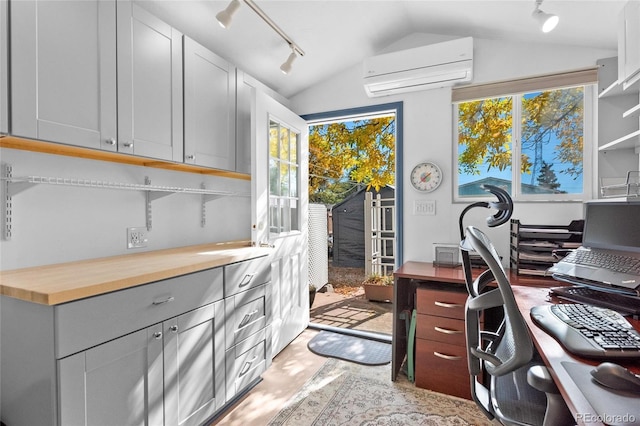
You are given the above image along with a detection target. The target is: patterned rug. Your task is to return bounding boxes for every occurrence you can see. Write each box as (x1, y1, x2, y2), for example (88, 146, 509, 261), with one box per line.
(267, 358, 494, 426)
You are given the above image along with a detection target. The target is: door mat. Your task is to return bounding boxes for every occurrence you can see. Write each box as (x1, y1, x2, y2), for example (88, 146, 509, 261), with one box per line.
(307, 330, 391, 365)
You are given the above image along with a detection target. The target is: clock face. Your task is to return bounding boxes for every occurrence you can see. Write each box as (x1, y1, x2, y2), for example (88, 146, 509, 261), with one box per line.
(410, 162, 442, 192)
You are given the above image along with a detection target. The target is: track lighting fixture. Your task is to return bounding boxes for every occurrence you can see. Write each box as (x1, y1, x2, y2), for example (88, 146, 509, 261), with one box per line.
(280, 48, 297, 75)
(216, 0, 305, 75)
(532, 0, 559, 33)
(216, 0, 241, 29)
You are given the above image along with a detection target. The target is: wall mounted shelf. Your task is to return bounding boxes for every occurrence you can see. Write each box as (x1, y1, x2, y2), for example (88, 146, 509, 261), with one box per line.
(0, 135, 251, 181)
(1, 164, 250, 240)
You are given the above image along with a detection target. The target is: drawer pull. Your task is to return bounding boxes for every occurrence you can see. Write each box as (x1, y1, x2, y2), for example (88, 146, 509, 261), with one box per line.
(433, 351, 462, 361)
(239, 273, 256, 287)
(434, 301, 463, 309)
(169, 325, 178, 333)
(152, 296, 175, 305)
(434, 326, 463, 335)
(239, 355, 259, 377)
(239, 309, 259, 328)
(153, 332, 163, 340)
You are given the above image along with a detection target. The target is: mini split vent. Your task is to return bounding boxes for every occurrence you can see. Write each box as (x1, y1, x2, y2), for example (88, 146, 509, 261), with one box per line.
(363, 37, 474, 97)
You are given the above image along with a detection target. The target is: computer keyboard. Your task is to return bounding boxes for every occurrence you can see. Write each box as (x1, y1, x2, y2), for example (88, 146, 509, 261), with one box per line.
(563, 250, 640, 274)
(549, 286, 640, 315)
(530, 304, 640, 359)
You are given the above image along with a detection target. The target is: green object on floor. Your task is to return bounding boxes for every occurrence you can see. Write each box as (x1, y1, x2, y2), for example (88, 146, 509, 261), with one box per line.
(407, 309, 417, 383)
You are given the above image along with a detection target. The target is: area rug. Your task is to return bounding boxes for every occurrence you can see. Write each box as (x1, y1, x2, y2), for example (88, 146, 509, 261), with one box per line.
(267, 358, 493, 426)
(307, 330, 391, 365)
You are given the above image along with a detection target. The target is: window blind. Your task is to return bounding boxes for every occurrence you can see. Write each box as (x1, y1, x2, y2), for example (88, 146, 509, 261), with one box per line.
(451, 68, 598, 103)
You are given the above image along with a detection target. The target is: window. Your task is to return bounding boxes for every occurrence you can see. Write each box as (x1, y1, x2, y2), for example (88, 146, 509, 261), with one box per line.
(453, 75, 596, 201)
(269, 119, 299, 235)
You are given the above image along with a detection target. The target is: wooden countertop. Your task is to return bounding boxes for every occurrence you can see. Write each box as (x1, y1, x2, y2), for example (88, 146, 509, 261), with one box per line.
(0, 241, 270, 306)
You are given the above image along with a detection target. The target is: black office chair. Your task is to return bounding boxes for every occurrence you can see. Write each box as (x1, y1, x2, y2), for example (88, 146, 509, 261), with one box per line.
(458, 186, 573, 426)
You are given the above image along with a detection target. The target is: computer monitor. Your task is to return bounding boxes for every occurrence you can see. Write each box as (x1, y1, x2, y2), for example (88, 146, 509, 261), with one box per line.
(582, 201, 640, 253)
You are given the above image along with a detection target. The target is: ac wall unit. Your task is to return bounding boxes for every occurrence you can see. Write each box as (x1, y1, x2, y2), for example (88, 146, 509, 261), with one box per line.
(363, 37, 473, 97)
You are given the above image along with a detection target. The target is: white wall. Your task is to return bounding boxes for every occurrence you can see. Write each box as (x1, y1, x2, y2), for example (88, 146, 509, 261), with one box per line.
(0, 148, 251, 269)
(290, 34, 616, 264)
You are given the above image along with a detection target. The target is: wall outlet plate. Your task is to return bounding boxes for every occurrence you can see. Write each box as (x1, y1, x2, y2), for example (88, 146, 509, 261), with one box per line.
(127, 227, 148, 249)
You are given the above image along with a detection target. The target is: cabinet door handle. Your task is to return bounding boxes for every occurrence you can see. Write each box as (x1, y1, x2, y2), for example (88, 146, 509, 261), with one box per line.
(185, 154, 195, 161)
(434, 326, 463, 335)
(239, 309, 259, 328)
(153, 332, 163, 340)
(169, 325, 178, 333)
(434, 301, 463, 309)
(105, 138, 116, 146)
(239, 356, 259, 377)
(433, 351, 462, 361)
(239, 273, 255, 287)
(122, 141, 134, 148)
(153, 296, 175, 305)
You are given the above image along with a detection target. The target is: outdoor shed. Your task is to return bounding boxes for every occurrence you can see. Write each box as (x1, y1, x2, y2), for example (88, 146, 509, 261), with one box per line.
(331, 185, 395, 268)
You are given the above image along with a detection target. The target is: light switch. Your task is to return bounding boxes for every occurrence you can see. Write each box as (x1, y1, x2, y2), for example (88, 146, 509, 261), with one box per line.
(414, 200, 436, 216)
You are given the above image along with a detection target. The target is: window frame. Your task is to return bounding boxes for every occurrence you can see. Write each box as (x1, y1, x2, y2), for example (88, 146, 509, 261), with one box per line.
(452, 82, 597, 203)
(268, 117, 301, 237)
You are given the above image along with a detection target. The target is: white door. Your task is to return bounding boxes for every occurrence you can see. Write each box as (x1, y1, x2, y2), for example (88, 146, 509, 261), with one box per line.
(251, 89, 308, 356)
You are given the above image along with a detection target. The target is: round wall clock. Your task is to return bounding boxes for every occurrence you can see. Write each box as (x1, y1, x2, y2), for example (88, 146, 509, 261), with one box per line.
(410, 162, 443, 192)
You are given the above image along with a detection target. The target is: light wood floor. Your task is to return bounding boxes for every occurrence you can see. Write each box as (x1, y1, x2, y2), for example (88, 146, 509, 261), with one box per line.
(210, 328, 326, 426)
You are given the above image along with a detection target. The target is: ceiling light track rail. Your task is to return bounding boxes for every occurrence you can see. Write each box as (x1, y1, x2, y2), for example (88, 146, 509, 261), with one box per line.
(216, 0, 305, 73)
(242, 0, 305, 57)
(1, 164, 249, 240)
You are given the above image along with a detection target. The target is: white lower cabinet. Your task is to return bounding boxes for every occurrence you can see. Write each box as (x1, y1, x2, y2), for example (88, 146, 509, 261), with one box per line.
(0, 257, 272, 426)
(58, 325, 165, 426)
(163, 301, 226, 426)
(59, 300, 225, 426)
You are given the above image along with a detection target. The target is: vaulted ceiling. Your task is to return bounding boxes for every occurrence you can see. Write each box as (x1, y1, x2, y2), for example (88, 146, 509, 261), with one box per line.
(141, 0, 624, 98)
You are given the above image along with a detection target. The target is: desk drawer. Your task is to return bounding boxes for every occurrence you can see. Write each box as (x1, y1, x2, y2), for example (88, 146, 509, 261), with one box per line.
(224, 256, 271, 297)
(416, 287, 467, 319)
(415, 339, 471, 399)
(55, 268, 223, 359)
(417, 314, 466, 347)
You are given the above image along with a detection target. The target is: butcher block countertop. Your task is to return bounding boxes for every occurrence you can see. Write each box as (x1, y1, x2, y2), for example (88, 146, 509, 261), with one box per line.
(0, 241, 270, 306)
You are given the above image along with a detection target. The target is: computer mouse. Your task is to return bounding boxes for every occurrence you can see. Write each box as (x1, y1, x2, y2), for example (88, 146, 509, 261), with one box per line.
(591, 362, 640, 393)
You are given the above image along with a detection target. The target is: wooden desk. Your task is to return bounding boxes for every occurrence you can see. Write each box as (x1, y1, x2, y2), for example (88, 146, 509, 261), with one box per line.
(392, 261, 548, 381)
(392, 261, 640, 425)
(513, 285, 640, 424)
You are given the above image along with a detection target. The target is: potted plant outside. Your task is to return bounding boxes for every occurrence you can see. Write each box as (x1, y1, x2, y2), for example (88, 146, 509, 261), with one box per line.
(363, 274, 394, 302)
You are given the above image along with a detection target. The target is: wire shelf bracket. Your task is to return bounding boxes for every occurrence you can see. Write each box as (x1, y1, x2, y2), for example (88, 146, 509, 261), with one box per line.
(0, 164, 249, 239)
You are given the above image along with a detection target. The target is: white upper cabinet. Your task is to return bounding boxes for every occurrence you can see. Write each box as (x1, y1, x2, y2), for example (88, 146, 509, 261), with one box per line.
(183, 37, 236, 170)
(618, 1, 640, 87)
(235, 70, 253, 174)
(1, 0, 8, 135)
(10, 0, 118, 149)
(117, 2, 183, 161)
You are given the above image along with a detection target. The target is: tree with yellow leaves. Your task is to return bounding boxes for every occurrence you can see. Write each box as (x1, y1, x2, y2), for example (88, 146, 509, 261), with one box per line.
(309, 117, 395, 204)
(458, 87, 583, 188)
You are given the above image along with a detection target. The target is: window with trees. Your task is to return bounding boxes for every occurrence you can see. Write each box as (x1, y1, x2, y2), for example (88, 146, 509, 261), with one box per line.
(269, 119, 299, 235)
(453, 73, 596, 201)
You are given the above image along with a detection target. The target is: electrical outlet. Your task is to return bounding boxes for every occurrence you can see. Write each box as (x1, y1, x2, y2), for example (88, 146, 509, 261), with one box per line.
(127, 227, 148, 249)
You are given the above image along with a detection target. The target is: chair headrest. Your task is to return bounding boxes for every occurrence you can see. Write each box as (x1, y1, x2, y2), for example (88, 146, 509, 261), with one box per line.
(480, 185, 513, 228)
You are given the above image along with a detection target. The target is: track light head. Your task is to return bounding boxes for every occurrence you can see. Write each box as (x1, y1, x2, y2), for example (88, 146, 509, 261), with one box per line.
(532, 0, 559, 33)
(216, 0, 241, 29)
(280, 50, 297, 75)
